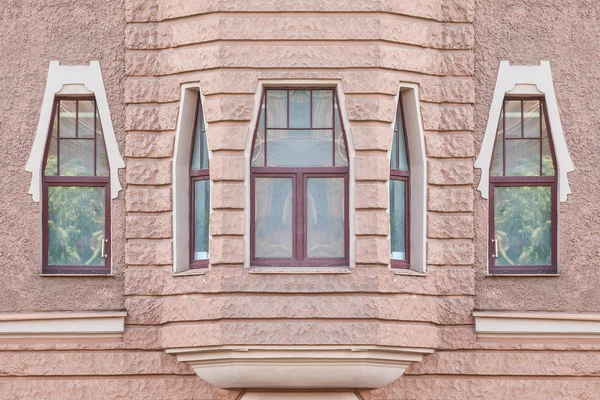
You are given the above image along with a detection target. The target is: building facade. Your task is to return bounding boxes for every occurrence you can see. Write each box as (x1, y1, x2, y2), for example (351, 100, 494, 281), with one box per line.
(1, 0, 599, 398)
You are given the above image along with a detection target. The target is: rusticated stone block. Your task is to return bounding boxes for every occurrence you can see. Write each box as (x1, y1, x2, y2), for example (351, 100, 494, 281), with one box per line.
(211, 237, 244, 265)
(125, 78, 160, 104)
(352, 125, 393, 151)
(212, 183, 245, 209)
(125, 0, 158, 23)
(126, 241, 172, 265)
(428, 160, 473, 185)
(126, 104, 179, 131)
(355, 210, 390, 236)
(355, 155, 390, 181)
(126, 160, 172, 185)
(211, 211, 244, 236)
(125, 132, 174, 158)
(125, 25, 158, 50)
(441, 0, 475, 22)
(355, 182, 388, 209)
(126, 188, 172, 212)
(345, 95, 396, 122)
(419, 76, 475, 104)
(208, 125, 248, 151)
(209, 155, 245, 181)
(421, 104, 474, 131)
(356, 237, 389, 265)
(428, 215, 474, 239)
(126, 214, 172, 239)
(203, 96, 254, 122)
(125, 52, 157, 77)
(381, 47, 474, 77)
(425, 133, 474, 158)
(428, 188, 474, 212)
(427, 241, 474, 265)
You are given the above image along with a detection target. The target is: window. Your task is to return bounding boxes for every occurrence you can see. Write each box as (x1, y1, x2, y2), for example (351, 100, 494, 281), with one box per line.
(250, 89, 349, 267)
(390, 96, 410, 268)
(190, 93, 210, 268)
(489, 98, 557, 274)
(42, 98, 111, 274)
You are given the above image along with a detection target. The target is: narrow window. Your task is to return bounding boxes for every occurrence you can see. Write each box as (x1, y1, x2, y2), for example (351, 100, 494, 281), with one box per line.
(489, 98, 557, 274)
(390, 96, 410, 268)
(42, 98, 110, 274)
(190, 93, 210, 268)
(250, 89, 349, 267)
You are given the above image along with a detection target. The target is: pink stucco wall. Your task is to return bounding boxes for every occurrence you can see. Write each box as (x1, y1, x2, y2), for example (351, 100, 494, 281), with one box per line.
(0, 0, 599, 399)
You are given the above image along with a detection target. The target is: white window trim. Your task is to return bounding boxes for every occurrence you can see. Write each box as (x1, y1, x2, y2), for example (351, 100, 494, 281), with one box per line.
(173, 84, 212, 273)
(243, 80, 356, 268)
(474, 61, 575, 202)
(25, 61, 125, 202)
(388, 84, 427, 273)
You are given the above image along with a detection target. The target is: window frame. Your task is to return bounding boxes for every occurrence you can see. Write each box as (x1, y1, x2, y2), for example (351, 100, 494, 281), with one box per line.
(189, 92, 210, 269)
(41, 96, 111, 275)
(489, 97, 558, 274)
(250, 88, 350, 267)
(390, 95, 411, 269)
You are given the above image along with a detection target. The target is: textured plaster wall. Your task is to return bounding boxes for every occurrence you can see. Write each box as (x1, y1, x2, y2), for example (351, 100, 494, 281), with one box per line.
(473, 0, 600, 311)
(0, 1, 126, 311)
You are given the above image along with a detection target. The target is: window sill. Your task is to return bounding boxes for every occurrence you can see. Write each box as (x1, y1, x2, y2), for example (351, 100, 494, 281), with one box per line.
(249, 266, 352, 274)
(485, 273, 561, 277)
(173, 268, 210, 277)
(39, 273, 115, 277)
(391, 269, 427, 277)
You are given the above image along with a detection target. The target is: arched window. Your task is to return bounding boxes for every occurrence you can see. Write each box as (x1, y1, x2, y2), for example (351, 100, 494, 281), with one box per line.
(489, 98, 557, 274)
(390, 96, 410, 268)
(190, 93, 210, 268)
(42, 98, 110, 274)
(250, 89, 349, 267)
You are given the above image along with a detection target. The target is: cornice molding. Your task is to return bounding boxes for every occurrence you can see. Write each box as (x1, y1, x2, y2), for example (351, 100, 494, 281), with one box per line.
(166, 345, 434, 389)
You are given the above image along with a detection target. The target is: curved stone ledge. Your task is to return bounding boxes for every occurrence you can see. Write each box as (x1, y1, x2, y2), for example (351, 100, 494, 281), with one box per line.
(166, 345, 434, 389)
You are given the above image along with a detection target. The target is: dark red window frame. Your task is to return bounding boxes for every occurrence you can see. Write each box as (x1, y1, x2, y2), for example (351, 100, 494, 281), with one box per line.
(489, 97, 558, 274)
(189, 92, 210, 269)
(250, 88, 349, 267)
(42, 97, 111, 274)
(390, 95, 410, 269)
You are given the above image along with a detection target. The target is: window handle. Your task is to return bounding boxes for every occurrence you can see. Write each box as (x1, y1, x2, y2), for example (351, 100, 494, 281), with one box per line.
(101, 239, 108, 258)
(491, 238, 499, 258)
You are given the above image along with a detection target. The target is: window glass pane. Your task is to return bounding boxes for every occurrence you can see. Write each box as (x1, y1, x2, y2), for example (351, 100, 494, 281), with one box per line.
(504, 101, 522, 138)
(541, 112, 555, 176)
(251, 99, 266, 167)
(490, 108, 504, 176)
(312, 90, 333, 128)
(505, 139, 540, 176)
(266, 129, 333, 167)
(191, 98, 203, 171)
(266, 90, 288, 128)
(59, 139, 95, 176)
(44, 108, 59, 176)
(96, 108, 109, 176)
(523, 101, 540, 138)
(391, 123, 398, 169)
(48, 186, 105, 266)
(390, 179, 406, 260)
(254, 178, 293, 258)
(78, 100, 95, 138)
(194, 180, 210, 260)
(494, 186, 551, 266)
(289, 90, 310, 128)
(59, 101, 77, 138)
(396, 116, 409, 171)
(306, 177, 345, 258)
(201, 117, 208, 169)
(334, 103, 348, 167)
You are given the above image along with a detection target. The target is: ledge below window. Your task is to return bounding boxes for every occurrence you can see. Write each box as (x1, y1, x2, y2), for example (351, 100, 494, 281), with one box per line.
(249, 266, 352, 274)
(166, 345, 434, 389)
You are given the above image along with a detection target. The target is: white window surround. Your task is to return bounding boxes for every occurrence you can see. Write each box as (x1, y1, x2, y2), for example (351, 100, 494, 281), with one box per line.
(474, 61, 575, 202)
(173, 84, 212, 273)
(388, 84, 427, 273)
(25, 61, 125, 202)
(244, 80, 356, 268)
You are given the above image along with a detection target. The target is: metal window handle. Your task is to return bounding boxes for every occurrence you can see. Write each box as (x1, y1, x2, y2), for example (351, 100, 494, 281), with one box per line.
(491, 239, 499, 258)
(101, 239, 108, 258)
